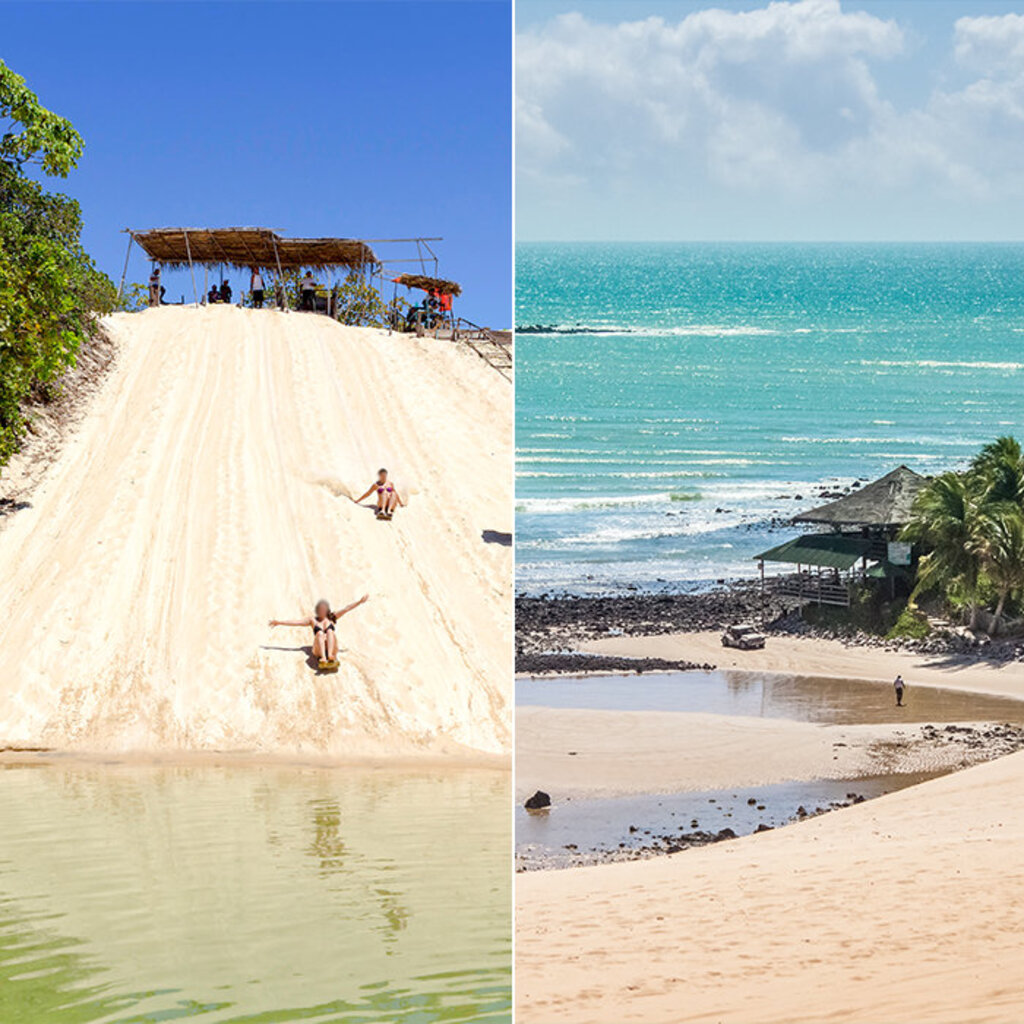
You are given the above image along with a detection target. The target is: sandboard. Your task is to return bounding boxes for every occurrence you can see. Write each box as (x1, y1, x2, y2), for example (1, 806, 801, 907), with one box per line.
(318, 659, 340, 673)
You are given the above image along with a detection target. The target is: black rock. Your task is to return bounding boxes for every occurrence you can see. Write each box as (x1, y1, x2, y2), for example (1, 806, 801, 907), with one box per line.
(524, 790, 551, 810)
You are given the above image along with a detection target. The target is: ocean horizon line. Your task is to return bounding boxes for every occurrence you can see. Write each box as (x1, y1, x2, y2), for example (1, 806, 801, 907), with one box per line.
(516, 238, 1024, 246)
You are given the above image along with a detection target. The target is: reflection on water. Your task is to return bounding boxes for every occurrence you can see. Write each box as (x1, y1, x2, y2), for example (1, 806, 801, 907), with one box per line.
(517, 671, 1024, 725)
(0, 762, 510, 1023)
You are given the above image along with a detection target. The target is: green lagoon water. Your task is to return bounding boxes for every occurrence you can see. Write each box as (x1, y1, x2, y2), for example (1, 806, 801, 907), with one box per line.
(517, 242, 1024, 593)
(0, 762, 510, 1023)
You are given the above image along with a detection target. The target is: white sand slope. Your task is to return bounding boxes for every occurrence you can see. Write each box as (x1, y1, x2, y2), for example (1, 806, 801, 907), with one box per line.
(0, 306, 511, 756)
(517, 749, 1024, 1024)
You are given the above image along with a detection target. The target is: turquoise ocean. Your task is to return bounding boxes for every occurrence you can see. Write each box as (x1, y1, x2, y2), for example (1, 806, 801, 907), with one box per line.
(516, 243, 1024, 595)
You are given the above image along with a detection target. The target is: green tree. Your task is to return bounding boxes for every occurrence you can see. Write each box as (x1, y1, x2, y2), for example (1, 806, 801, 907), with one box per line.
(902, 471, 986, 629)
(0, 61, 115, 467)
(970, 435, 1024, 506)
(978, 506, 1024, 633)
(333, 272, 388, 327)
(1, 61, 82, 176)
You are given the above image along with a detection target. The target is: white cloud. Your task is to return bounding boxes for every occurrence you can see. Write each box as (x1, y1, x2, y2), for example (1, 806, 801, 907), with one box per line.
(953, 12, 1024, 74)
(517, 1, 904, 193)
(516, 2, 1024, 237)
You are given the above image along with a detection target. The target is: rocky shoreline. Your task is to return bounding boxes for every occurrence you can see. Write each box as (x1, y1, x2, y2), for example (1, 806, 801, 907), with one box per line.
(517, 722, 1024, 871)
(516, 579, 1024, 673)
(775, 612, 1024, 664)
(516, 580, 787, 671)
(514, 652, 715, 676)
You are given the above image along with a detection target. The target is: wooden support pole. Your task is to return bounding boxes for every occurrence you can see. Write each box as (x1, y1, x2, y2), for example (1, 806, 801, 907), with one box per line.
(117, 231, 135, 304)
(182, 229, 199, 306)
(271, 235, 285, 309)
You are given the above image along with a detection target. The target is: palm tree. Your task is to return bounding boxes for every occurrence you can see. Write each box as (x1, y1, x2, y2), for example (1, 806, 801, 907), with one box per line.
(902, 471, 986, 629)
(977, 506, 1024, 634)
(970, 436, 1024, 507)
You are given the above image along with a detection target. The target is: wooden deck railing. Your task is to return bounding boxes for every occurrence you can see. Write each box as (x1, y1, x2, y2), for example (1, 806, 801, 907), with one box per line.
(775, 572, 853, 607)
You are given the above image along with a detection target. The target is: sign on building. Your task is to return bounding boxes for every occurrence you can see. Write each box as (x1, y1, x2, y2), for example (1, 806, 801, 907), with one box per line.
(887, 540, 912, 566)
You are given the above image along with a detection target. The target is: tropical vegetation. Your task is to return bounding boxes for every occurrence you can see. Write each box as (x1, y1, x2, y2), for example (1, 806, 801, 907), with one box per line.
(0, 60, 116, 468)
(902, 436, 1024, 634)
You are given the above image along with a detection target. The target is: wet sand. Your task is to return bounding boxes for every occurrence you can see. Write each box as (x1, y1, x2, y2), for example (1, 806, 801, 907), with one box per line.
(516, 707, 1017, 802)
(516, 670, 1024, 800)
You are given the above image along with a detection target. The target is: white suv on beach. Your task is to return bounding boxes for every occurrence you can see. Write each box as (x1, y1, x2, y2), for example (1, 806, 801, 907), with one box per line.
(721, 624, 767, 650)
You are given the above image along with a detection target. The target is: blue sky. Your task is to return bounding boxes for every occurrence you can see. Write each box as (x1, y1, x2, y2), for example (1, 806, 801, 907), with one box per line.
(517, 0, 1024, 241)
(3, 0, 511, 324)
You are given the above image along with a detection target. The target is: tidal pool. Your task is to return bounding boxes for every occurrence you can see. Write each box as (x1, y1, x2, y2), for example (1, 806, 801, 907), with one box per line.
(517, 670, 1024, 725)
(516, 771, 946, 870)
(0, 761, 510, 1023)
(516, 670, 1024, 869)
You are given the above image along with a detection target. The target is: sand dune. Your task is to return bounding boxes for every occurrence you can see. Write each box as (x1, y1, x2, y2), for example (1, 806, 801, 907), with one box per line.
(0, 306, 511, 757)
(517, 747, 1024, 1023)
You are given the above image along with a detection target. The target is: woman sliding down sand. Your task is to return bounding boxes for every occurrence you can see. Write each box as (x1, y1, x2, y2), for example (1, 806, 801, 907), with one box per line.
(354, 469, 404, 520)
(269, 596, 369, 670)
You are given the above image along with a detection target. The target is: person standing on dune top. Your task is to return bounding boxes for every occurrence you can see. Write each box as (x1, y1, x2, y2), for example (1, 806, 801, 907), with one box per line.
(250, 267, 265, 309)
(894, 674, 906, 706)
(300, 271, 317, 311)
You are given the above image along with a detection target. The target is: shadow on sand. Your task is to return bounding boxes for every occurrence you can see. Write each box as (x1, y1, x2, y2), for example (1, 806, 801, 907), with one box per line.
(482, 529, 512, 546)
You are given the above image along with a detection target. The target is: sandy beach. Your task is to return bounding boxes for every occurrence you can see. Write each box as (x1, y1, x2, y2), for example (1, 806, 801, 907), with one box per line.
(586, 630, 1024, 700)
(517, 743, 1024, 1023)
(517, 629, 1024, 1022)
(0, 305, 512, 757)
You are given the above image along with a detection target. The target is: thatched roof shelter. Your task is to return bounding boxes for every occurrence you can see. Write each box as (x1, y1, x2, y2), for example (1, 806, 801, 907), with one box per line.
(394, 273, 462, 296)
(793, 466, 926, 530)
(275, 236, 377, 269)
(130, 227, 377, 270)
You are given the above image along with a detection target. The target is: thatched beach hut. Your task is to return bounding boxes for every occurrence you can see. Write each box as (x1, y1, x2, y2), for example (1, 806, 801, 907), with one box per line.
(756, 466, 926, 608)
(390, 272, 463, 334)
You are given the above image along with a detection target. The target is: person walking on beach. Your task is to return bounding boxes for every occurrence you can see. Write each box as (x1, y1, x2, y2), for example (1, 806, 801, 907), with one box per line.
(269, 595, 369, 669)
(894, 674, 906, 706)
(354, 468, 404, 519)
